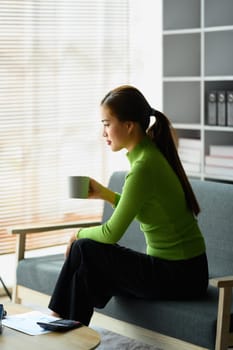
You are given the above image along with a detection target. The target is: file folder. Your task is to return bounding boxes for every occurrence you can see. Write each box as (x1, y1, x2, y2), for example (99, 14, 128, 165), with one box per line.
(227, 91, 233, 127)
(207, 91, 217, 125)
(217, 91, 226, 126)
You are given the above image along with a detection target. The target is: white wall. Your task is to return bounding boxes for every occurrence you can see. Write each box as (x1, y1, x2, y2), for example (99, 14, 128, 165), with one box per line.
(129, 0, 162, 109)
(103, 0, 163, 180)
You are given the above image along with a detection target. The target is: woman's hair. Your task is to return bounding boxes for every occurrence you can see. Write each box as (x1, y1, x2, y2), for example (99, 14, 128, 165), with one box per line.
(101, 85, 200, 216)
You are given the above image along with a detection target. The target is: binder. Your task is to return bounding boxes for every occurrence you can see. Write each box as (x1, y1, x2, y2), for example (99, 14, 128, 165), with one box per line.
(227, 91, 233, 127)
(217, 91, 226, 126)
(207, 91, 217, 125)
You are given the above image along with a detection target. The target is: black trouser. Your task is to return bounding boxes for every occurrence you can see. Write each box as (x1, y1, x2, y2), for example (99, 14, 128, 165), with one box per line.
(48, 238, 209, 325)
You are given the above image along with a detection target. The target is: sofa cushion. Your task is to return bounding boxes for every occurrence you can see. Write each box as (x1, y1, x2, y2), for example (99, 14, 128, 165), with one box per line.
(99, 286, 233, 349)
(17, 254, 64, 295)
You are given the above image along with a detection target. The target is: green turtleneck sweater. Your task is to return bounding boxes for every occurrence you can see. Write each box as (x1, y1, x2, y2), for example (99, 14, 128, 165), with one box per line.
(78, 137, 206, 260)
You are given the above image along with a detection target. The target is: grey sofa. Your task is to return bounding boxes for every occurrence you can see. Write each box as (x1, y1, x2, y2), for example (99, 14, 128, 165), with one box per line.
(10, 171, 233, 350)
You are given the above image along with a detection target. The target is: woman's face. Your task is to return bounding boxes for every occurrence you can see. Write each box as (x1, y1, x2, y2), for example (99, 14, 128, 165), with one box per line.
(101, 105, 132, 152)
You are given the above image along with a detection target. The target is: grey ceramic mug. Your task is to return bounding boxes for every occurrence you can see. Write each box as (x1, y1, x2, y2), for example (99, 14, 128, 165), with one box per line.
(69, 176, 90, 199)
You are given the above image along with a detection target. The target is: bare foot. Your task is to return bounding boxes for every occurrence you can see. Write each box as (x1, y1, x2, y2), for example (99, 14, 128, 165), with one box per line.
(51, 311, 61, 318)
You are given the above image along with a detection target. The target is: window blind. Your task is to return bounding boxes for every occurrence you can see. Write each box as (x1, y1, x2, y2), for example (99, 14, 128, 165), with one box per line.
(0, 0, 130, 254)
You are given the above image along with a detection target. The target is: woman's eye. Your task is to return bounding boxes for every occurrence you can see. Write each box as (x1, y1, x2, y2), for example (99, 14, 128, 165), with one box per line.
(103, 123, 109, 127)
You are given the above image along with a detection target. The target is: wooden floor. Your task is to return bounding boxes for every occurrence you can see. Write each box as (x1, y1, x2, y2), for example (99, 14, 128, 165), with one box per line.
(0, 295, 11, 304)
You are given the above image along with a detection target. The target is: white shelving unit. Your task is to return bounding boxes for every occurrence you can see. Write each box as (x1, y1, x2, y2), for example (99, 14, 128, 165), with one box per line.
(162, 0, 233, 182)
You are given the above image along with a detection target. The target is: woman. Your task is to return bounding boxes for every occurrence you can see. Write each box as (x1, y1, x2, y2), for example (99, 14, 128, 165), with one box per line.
(49, 85, 209, 325)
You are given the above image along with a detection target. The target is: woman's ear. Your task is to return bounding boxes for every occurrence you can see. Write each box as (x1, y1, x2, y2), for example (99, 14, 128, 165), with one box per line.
(125, 121, 135, 134)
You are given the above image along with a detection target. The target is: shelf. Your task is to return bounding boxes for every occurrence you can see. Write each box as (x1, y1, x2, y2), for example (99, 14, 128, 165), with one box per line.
(163, 33, 200, 77)
(163, 77, 201, 82)
(163, 81, 200, 124)
(174, 123, 201, 130)
(163, 28, 201, 35)
(187, 172, 202, 179)
(162, 0, 233, 183)
(164, 76, 233, 82)
(204, 25, 233, 33)
(205, 31, 233, 76)
(205, 0, 233, 28)
(163, 27, 233, 35)
(204, 126, 233, 132)
(204, 76, 233, 81)
(163, 0, 200, 31)
(204, 173, 233, 182)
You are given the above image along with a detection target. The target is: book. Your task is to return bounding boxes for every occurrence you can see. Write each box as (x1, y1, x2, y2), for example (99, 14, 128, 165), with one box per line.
(205, 155, 233, 168)
(178, 147, 201, 164)
(178, 138, 202, 150)
(182, 162, 201, 173)
(2, 311, 59, 335)
(205, 165, 233, 177)
(209, 145, 233, 158)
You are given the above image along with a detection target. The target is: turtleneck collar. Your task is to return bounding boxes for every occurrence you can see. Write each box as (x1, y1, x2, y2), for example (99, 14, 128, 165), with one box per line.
(126, 136, 153, 166)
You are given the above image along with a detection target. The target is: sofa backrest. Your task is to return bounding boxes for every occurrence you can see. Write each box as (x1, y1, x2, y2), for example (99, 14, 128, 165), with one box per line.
(190, 179, 233, 278)
(103, 171, 233, 278)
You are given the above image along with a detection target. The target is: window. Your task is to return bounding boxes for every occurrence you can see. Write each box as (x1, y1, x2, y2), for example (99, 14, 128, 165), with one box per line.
(0, 0, 130, 254)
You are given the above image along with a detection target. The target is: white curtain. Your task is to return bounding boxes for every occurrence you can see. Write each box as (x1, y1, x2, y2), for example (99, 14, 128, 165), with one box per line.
(0, 0, 130, 253)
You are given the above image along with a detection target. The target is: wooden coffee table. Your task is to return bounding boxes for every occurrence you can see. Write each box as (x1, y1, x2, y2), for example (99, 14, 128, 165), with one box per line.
(0, 303, 100, 350)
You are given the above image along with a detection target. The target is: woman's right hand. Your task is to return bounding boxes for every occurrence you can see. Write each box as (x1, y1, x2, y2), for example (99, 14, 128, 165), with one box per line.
(88, 178, 116, 205)
(88, 178, 105, 199)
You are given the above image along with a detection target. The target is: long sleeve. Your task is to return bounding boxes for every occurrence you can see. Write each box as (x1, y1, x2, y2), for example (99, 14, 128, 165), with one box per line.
(78, 161, 151, 243)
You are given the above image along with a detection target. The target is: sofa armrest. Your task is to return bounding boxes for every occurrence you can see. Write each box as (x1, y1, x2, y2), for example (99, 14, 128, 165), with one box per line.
(209, 276, 233, 288)
(209, 276, 233, 349)
(9, 220, 101, 304)
(8, 220, 101, 263)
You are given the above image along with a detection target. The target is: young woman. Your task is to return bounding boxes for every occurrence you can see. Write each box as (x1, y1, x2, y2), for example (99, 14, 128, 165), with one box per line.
(49, 85, 209, 325)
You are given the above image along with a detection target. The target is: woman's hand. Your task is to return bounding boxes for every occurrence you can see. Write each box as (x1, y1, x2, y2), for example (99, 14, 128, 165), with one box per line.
(88, 178, 116, 205)
(88, 178, 105, 199)
(65, 231, 78, 258)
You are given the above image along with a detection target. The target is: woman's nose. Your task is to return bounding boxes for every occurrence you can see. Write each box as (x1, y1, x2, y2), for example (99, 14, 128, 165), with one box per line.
(102, 129, 107, 138)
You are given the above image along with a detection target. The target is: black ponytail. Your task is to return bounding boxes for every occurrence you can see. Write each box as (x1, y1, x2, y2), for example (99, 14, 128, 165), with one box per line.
(147, 109, 200, 216)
